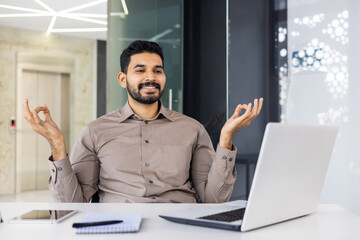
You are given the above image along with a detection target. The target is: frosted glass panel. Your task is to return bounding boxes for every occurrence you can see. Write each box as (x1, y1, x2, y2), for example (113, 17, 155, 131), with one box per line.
(286, 0, 360, 215)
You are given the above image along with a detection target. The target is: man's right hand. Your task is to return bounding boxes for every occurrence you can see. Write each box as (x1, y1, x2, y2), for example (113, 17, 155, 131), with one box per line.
(23, 99, 67, 161)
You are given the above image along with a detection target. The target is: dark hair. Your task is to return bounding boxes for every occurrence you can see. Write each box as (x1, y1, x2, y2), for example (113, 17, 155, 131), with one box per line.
(120, 40, 164, 73)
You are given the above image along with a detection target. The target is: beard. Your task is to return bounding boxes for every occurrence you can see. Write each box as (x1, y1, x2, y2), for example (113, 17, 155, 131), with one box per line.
(126, 79, 164, 104)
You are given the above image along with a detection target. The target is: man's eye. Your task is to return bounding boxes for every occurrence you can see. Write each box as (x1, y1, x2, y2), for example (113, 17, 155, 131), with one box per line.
(136, 69, 144, 72)
(155, 70, 163, 74)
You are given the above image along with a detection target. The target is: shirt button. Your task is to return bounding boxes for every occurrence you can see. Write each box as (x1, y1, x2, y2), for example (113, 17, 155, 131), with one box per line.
(58, 167, 63, 171)
(145, 163, 150, 167)
(145, 140, 149, 143)
(222, 156, 227, 160)
(149, 180, 154, 184)
(52, 169, 55, 173)
(229, 158, 233, 162)
(145, 120, 149, 124)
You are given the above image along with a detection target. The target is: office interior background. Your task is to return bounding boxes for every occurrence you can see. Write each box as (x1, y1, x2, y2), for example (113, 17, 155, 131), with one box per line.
(0, 0, 359, 216)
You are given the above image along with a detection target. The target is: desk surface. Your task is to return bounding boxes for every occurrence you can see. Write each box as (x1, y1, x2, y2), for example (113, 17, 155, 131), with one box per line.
(0, 202, 359, 240)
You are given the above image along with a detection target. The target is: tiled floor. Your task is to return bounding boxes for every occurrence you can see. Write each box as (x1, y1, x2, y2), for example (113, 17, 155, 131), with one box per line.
(0, 189, 52, 202)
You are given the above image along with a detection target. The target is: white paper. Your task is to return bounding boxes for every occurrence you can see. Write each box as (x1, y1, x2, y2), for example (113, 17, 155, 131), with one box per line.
(74, 212, 142, 234)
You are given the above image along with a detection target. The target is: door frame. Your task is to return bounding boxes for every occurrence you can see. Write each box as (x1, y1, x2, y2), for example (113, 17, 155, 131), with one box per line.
(15, 53, 74, 193)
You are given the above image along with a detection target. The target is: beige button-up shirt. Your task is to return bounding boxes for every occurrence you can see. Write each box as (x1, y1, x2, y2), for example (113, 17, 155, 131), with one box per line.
(49, 102, 237, 203)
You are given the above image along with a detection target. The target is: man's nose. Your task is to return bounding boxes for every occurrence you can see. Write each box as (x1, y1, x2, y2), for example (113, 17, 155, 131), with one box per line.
(144, 71, 156, 80)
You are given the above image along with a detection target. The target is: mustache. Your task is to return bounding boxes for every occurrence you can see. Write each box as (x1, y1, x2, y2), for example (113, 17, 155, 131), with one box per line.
(138, 82, 160, 90)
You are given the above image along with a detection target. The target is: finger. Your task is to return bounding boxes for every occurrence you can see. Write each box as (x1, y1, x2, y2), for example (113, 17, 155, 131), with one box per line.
(32, 109, 44, 124)
(257, 98, 264, 115)
(42, 104, 52, 121)
(33, 106, 47, 114)
(23, 99, 35, 123)
(243, 103, 252, 118)
(231, 104, 245, 119)
(232, 103, 253, 125)
(251, 99, 258, 118)
(32, 106, 46, 125)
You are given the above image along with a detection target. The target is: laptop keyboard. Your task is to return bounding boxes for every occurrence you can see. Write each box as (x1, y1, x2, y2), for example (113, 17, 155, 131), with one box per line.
(198, 208, 246, 222)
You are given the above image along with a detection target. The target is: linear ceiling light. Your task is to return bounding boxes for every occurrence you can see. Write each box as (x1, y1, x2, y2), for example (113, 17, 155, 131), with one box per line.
(0, 13, 52, 18)
(51, 28, 107, 33)
(60, 0, 107, 13)
(33, 0, 55, 13)
(0, 0, 130, 35)
(59, 14, 107, 25)
(65, 13, 107, 18)
(46, 16, 57, 35)
(121, 0, 129, 15)
(110, 0, 129, 18)
(0, 4, 46, 13)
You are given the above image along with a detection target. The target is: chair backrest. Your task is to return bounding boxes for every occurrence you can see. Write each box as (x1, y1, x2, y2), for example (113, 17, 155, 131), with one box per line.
(91, 191, 100, 203)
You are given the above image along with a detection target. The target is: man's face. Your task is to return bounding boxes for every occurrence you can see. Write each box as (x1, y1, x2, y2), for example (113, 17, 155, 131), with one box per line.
(124, 52, 166, 105)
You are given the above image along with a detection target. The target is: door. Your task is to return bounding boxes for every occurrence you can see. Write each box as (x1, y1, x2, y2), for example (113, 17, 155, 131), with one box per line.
(16, 70, 70, 191)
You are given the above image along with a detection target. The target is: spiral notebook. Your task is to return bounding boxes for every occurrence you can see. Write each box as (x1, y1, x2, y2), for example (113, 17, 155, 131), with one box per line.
(74, 212, 142, 234)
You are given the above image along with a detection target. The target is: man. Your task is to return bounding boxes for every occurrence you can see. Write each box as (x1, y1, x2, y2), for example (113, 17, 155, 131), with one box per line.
(23, 40, 263, 203)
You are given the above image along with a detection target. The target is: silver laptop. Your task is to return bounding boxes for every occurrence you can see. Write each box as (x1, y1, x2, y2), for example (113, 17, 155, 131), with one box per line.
(159, 123, 338, 231)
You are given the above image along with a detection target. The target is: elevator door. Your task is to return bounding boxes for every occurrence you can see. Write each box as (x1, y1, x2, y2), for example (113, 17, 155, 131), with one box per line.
(16, 70, 70, 191)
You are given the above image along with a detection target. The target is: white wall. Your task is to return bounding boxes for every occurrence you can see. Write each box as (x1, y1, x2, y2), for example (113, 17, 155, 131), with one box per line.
(285, 0, 360, 215)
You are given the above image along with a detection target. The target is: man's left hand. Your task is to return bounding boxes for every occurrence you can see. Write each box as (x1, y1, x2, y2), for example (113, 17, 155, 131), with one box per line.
(219, 98, 263, 150)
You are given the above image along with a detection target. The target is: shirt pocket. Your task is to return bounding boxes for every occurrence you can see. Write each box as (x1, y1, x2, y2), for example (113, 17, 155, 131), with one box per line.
(158, 145, 192, 186)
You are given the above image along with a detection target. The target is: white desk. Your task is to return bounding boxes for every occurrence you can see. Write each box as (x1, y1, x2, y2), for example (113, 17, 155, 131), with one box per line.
(0, 202, 359, 240)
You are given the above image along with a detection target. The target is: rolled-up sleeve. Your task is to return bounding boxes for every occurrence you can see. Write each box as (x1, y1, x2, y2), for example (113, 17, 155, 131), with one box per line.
(191, 126, 237, 203)
(48, 125, 99, 203)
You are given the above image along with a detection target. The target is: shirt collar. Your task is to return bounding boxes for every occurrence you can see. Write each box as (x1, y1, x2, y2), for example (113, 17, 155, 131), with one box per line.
(118, 101, 174, 123)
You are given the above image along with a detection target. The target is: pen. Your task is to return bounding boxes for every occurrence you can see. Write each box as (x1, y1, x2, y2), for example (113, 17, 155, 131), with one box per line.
(72, 220, 123, 228)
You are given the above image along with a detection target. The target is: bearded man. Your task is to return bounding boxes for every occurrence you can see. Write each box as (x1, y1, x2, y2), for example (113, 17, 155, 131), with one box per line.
(24, 40, 263, 203)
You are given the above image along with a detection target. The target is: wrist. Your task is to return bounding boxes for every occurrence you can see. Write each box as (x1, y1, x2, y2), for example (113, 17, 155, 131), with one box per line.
(219, 132, 234, 150)
(50, 137, 67, 161)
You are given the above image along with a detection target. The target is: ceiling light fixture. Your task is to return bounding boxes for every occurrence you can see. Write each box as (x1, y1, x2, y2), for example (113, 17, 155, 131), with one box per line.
(0, 0, 129, 36)
(110, 0, 129, 19)
(51, 28, 107, 33)
(0, 4, 45, 13)
(59, 0, 107, 13)
(0, 13, 52, 18)
(46, 16, 57, 35)
(65, 13, 107, 18)
(59, 14, 107, 25)
(33, 0, 55, 13)
(121, 0, 129, 15)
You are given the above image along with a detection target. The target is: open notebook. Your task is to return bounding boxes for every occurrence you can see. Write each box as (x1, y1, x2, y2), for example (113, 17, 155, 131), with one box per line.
(74, 212, 142, 234)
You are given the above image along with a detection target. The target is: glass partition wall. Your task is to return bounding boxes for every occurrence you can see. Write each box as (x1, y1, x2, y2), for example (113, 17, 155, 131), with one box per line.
(107, 0, 183, 112)
(107, 1, 360, 214)
(280, 0, 360, 215)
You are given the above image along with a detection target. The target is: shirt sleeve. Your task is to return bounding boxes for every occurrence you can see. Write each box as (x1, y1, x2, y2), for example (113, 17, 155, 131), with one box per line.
(48, 125, 99, 203)
(191, 126, 237, 203)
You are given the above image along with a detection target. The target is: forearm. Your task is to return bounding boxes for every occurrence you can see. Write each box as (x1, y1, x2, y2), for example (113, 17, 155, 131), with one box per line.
(50, 135, 67, 161)
(219, 131, 234, 150)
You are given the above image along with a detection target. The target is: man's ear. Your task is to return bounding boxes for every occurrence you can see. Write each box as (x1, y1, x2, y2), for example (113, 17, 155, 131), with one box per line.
(117, 72, 127, 89)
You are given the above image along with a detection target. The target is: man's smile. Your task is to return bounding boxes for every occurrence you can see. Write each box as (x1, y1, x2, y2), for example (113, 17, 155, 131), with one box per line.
(138, 82, 160, 94)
